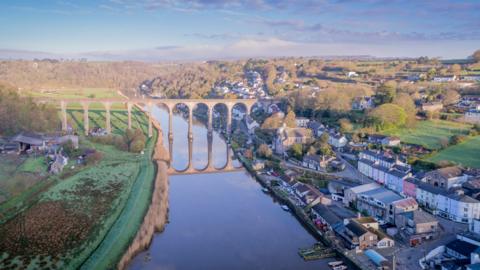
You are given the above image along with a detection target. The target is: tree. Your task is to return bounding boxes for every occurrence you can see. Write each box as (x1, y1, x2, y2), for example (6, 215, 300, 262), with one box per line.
(123, 128, 146, 152)
(261, 115, 283, 129)
(284, 110, 297, 128)
(0, 83, 59, 136)
(318, 143, 333, 156)
(368, 104, 407, 130)
(449, 64, 462, 75)
(392, 93, 416, 127)
(443, 89, 460, 105)
(338, 118, 353, 133)
(289, 143, 303, 160)
(473, 49, 480, 63)
(257, 144, 272, 158)
(319, 132, 330, 144)
(375, 81, 397, 104)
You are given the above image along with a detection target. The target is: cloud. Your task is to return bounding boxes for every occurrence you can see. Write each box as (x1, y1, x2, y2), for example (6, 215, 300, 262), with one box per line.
(155, 45, 183, 50)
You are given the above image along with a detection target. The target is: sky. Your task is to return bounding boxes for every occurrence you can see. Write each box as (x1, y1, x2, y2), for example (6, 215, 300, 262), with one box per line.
(0, 0, 479, 61)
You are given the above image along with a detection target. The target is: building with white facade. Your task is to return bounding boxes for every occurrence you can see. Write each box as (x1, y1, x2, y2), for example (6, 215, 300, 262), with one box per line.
(416, 181, 480, 223)
(328, 133, 348, 148)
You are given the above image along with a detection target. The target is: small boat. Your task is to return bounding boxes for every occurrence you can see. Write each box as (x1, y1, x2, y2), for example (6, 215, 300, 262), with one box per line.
(262, 187, 269, 193)
(281, 205, 290, 211)
(333, 265, 347, 270)
(328, 261, 344, 267)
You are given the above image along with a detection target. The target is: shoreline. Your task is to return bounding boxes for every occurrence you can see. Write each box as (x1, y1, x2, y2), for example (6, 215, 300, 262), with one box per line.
(117, 110, 170, 270)
(236, 154, 364, 270)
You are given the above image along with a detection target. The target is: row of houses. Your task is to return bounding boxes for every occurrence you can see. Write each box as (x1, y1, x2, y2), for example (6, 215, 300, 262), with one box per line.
(357, 150, 411, 193)
(358, 150, 480, 224)
(342, 182, 440, 246)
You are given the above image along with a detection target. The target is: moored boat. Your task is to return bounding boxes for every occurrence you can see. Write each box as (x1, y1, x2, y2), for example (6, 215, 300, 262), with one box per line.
(281, 205, 290, 211)
(328, 261, 343, 267)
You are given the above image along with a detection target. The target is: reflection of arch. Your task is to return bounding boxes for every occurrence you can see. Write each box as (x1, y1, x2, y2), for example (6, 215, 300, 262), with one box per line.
(54, 98, 260, 175)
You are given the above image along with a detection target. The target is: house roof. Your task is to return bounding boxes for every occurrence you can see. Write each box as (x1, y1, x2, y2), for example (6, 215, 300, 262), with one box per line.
(360, 187, 403, 205)
(308, 121, 324, 130)
(392, 197, 418, 209)
(464, 179, 480, 190)
(446, 240, 478, 257)
(312, 204, 341, 226)
(303, 154, 324, 163)
(294, 183, 311, 194)
(283, 128, 312, 138)
(348, 183, 380, 194)
(399, 209, 437, 224)
(11, 132, 46, 146)
(429, 166, 463, 179)
(416, 181, 450, 196)
(361, 150, 396, 164)
(388, 168, 410, 179)
(354, 216, 377, 224)
(345, 221, 369, 237)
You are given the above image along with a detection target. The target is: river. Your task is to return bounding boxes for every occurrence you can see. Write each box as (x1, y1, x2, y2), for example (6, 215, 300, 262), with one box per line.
(128, 106, 335, 270)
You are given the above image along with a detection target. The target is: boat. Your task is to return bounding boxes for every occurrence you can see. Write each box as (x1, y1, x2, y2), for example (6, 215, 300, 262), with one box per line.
(333, 265, 347, 270)
(262, 187, 269, 193)
(281, 205, 290, 211)
(298, 243, 336, 261)
(328, 261, 344, 267)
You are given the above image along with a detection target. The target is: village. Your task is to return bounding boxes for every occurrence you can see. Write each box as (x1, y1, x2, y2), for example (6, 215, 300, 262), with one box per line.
(228, 89, 480, 270)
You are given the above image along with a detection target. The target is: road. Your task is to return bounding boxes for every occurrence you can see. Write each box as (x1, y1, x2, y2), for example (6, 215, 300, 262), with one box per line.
(382, 216, 468, 270)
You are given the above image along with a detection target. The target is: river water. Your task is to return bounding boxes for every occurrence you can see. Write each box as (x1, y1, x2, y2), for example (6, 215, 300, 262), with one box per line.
(128, 106, 334, 270)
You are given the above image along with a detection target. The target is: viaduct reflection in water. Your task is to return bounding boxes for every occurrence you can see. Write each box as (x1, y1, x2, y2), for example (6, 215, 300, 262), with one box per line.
(167, 134, 243, 175)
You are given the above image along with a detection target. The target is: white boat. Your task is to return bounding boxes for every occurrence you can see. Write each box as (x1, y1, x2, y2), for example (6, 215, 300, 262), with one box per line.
(328, 261, 344, 267)
(281, 205, 290, 211)
(262, 187, 269, 193)
(333, 265, 347, 270)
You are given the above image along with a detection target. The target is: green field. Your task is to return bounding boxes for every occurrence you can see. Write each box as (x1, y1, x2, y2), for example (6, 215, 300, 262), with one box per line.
(23, 87, 121, 100)
(0, 109, 157, 269)
(426, 136, 480, 168)
(66, 108, 149, 135)
(381, 120, 472, 149)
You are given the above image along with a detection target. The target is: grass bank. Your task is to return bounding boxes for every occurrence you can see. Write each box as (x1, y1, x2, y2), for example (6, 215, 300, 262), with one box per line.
(0, 108, 157, 269)
(80, 130, 157, 270)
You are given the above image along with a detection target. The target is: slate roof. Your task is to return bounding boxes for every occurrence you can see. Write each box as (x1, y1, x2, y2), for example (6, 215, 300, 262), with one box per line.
(399, 209, 437, 224)
(446, 240, 478, 257)
(312, 204, 341, 226)
(11, 132, 45, 146)
(348, 183, 380, 194)
(360, 187, 403, 205)
(345, 221, 369, 237)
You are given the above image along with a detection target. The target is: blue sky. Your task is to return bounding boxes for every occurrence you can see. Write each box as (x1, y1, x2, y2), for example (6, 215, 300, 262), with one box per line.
(0, 0, 479, 60)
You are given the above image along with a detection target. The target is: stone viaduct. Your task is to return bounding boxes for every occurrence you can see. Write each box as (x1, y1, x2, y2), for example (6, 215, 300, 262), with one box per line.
(39, 97, 260, 174)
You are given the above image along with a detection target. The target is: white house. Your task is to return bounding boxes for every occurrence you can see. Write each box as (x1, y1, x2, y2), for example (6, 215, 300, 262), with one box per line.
(328, 133, 348, 148)
(416, 182, 480, 223)
(358, 150, 411, 190)
(295, 117, 310, 128)
(433, 75, 457, 82)
(302, 154, 334, 171)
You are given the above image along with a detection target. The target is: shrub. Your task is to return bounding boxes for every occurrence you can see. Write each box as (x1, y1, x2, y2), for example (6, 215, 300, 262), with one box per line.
(86, 152, 103, 165)
(449, 134, 467, 145)
(257, 144, 272, 158)
(130, 139, 145, 153)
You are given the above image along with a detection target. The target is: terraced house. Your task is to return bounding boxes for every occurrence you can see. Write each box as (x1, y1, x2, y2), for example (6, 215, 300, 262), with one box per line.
(415, 181, 480, 223)
(357, 150, 411, 192)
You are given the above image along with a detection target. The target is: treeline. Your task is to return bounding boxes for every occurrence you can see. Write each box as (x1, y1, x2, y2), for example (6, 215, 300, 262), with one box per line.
(0, 83, 59, 136)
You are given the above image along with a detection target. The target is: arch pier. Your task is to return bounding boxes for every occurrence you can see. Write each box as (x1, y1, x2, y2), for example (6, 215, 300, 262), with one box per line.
(45, 98, 257, 174)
